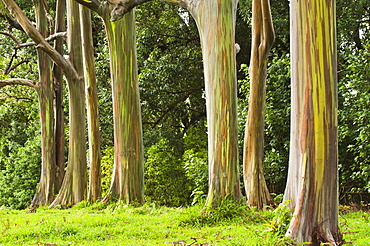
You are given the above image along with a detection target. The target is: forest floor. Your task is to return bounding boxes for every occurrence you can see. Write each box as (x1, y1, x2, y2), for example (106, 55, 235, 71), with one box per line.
(0, 202, 369, 245)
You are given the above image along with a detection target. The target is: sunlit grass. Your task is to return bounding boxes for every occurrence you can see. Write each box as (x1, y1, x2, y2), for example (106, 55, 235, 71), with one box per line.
(0, 202, 368, 245)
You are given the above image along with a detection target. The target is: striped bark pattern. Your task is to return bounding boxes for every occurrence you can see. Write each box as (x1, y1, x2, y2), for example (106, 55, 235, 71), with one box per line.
(102, 11, 145, 204)
(284, 0, 341, 244)
(189, 0, 242, 207)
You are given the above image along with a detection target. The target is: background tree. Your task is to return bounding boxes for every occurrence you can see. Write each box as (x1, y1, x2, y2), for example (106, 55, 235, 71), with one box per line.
(30, 0, 56, 207)
(53, 0, 66, 193)
(283, 0, 342, 243)
(50, 0, 87, 207)
(242, 0, 274, 209)
(172, 0, 243, 208)
(74, 0, 145, 204)
(80, 5, 102, 202)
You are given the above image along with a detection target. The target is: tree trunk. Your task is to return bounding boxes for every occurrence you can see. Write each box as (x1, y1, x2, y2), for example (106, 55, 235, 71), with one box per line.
(102, 11, 145, 204)
(188, 0, 242, 208)
(243, 0, 274, 209)
(80, 6, 102, 202)
(53, 0, 66, 193)
(31, 0, 56, 207)
(50, 0, 87, 207)
(284, 0, 342, 244)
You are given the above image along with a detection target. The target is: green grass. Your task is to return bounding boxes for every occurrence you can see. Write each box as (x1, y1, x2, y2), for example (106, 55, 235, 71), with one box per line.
(0, 202, 368, 245)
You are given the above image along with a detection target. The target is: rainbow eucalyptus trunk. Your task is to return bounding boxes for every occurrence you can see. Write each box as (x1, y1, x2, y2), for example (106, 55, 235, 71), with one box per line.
(50, 0, 87, 207)
(188, 0, 242, 207)
(284, 0, 342, 244)
(53, 0, 66, 192)
(102, 11, 144, 204)
(1, 0, 86, 207)
(80, 6, 102, 202)
(243, 0, 274, 209)
(30, 0, 56, 207)
(74, 0, 241, 207)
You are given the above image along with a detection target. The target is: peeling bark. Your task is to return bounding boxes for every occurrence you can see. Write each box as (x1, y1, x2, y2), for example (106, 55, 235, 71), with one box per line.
(80, 6, 102, 202)
(50, 0, 87, 207)
(102, 11, 144, 204)
(284, 0, 342, 244)
(31, 0, 56, 207)
(188, 0, 242, 207)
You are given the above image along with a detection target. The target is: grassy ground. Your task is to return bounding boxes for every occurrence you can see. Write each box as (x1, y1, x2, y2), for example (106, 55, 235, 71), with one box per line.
(0, 202, 369, 245)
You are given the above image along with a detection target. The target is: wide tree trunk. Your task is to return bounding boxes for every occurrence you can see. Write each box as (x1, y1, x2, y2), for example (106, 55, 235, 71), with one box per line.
(102, 11, 145, 204)
(80, 5, 102, 202)
(31, 0, 56, 207)
(243, 0, 274, 209)
(284, 0, 342, 244)
(50, 0, 87, 207)
(188, 0, 242, 208)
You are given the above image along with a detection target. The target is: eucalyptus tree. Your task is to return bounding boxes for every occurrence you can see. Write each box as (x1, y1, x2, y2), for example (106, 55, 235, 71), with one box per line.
(74, 0, 145, 204)
(1, 0, 90, 207)
(0, 0, 60, 207)
(80, 6, 102, 202)
(30, 0, 56, 207)
(53, 0, 66, 194)
(50, 0, 87, 207)
(284, 0, 342, 243)
(89, 0, 242, 207)
(174, 0, 243, 207)
(242, 0, 274, 209)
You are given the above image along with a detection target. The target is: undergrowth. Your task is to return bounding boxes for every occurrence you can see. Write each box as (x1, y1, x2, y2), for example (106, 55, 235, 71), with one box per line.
(0, 201, 369, 245)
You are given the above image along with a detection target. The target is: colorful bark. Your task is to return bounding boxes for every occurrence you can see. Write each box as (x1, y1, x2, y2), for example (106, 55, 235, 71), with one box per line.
(50, 0, 87, 207)
(284, 0, 341, 244)
(80, 6, 102, 202)
(102, 11, 145, 204)
(31, 0, 56, 207)
(243, 0, 274, 209)
(188, 0, 242, 207)
(53, 0, 66, 193)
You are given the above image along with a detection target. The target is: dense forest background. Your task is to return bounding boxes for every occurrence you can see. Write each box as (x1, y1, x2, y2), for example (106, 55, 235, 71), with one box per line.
(0, 0, 369, 209)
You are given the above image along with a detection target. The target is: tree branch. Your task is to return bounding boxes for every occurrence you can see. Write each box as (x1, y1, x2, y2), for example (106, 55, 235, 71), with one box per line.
(0, 31, 21, 45)
(0, 13, 24, 31)
(17, 31, 67, 48)
(144, 85, 203, 127)
(73, 0, 104, 14)
(2, 0, 80, 82)
(0, 78, 38, 88)
(260, 0, 275, 60)
(108, 0, 152, 21)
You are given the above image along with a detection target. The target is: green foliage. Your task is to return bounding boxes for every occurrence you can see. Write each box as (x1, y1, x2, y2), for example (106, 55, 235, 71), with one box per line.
(182, 121, 208, 205)
(0, 96, 40, 209)
(179, 200, 264, 227)
(338, 41, 370, 197)
(145, 138, 191, 207)
(264, 201, 292, 242)
(0, 204, 368, 245)
(100, 146, 114, 196)
(136, 2, 205, 151)
(0, 136, 41, 209)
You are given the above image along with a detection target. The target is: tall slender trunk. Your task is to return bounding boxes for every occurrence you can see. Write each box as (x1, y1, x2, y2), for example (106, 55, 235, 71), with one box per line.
(102, 11, 144, 204)
(243, 0, 274, 209)
(31, 0, 56, 207)
(53, 0, 66, 193)
(189, 0, 242, 208)
(284, 0, 341, 244)
(80, 6, 102, 202)
(50, 0, 87, 207)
